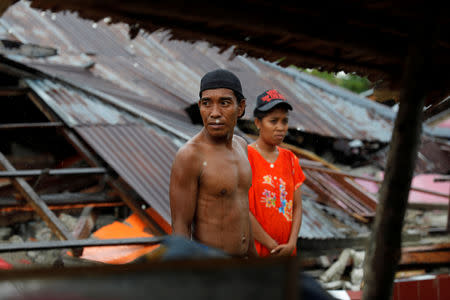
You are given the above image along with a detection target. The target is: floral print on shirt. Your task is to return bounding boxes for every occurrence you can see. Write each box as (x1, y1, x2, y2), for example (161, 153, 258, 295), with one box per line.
(260, 175, 292, 221)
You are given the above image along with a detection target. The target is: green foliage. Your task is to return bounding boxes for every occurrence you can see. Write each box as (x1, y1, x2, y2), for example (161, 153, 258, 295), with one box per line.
(295, 67, 372, 94)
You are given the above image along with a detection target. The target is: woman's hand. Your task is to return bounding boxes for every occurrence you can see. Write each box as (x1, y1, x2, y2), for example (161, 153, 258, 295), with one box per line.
(268, 239, 279, 254)
(270, 242, 295, 256)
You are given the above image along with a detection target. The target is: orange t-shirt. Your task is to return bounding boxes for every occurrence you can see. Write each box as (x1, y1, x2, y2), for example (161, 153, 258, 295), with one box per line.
(248, 145, 306, 257)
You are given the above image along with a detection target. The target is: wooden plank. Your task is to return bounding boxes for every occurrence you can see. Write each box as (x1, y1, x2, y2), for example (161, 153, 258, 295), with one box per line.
(306, 177, 369, 223)
(0, 87, 29, 96)
(0, 167, 107, 178)
(72, 206, 96, 240)
(0, 237, 164, 253)
(400, 251, 450, 265)
(329, 173, 378, 210)
(71, 205, 96, 257)
(0, 192, 115, 206)
(0, 152, 73, 241)
(0, 122, 63, 130)
(402, 243, 450, 253)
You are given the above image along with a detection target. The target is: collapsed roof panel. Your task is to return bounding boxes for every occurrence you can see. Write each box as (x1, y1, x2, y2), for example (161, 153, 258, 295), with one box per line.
(23, 65, 201, 139)
(76, 125, 176, 223)
(0, 1, 396, 142)
(25, 78, 179, 223)
(27, 79, 136, 126)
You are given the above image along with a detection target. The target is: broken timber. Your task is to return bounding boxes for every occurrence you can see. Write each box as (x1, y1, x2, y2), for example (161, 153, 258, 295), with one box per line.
(0, 152, 74, 241)
(0, 122, 63, 130)
(0, 167, 107, 178)
(0, 237, 164, 253)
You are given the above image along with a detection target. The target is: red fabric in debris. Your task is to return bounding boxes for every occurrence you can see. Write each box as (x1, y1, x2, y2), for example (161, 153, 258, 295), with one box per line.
(80, 212, 160, 264)
(0, 258, 13, 270)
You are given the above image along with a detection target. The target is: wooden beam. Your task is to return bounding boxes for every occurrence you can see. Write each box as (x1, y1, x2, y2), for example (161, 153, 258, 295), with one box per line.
(0, 122, 63, 130)
(0, 167, 107, 178)
(0, 237, 164, 253)
(72, 206, 96, 240)
(0, 87, 30, 96)
(71, 205, 96, 257)
(329, 173, 378, 210)
(0, 192, 116, 206)
(0, 152, 74, 241)
(400, 251, 450, 265)
(362, 21, 432, 300)
(402, 243, 450, 253)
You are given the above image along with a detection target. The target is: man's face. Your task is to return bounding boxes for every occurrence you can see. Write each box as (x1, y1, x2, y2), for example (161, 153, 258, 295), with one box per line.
(198, 88, 245, 138)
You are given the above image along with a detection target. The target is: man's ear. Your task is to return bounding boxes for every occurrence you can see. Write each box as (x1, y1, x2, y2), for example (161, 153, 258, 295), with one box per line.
(238, 99, 246, 119)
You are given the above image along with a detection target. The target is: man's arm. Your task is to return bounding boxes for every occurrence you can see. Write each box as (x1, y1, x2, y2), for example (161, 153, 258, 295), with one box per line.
(247, 217, 259, 258)
(272, 188, 302, 256)
(169, 145, 200, 238)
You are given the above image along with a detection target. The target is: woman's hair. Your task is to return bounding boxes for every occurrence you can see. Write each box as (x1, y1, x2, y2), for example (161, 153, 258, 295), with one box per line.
(253, 108, 269, 120)
(253, 104, 290, 120)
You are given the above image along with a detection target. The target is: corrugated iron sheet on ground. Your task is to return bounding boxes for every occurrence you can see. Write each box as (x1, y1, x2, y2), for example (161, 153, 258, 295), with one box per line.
(299, 197, 369, 240)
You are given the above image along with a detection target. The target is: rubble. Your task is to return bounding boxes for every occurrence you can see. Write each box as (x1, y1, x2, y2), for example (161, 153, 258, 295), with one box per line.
(319, 248, 365, 291)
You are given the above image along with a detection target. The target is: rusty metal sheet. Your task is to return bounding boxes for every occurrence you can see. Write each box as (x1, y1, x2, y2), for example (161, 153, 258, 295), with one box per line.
(76, 125, 177, 223)
(301, 166, 376, 220)
(24, 64, 202, 138)
(299, 197, 369, 240)
(1, 2, 395, 142)
(27, 79, 136, 127)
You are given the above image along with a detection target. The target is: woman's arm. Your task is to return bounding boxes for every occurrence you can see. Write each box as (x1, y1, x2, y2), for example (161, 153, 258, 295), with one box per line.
(288, 188, 302, 246)
(272, 188, 302, 256)
(249, 212, 279, 251)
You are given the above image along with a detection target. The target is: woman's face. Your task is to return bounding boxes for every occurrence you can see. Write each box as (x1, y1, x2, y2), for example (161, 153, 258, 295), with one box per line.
(255, 107, 289, 146)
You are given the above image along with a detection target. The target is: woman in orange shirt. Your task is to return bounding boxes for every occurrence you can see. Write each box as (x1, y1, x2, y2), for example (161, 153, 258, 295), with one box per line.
(248, 89, 305, 257)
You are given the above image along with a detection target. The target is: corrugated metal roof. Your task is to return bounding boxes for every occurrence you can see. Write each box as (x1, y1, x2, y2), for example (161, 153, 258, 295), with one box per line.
(26, 79, 136, 126)
(299, 198, 369, 240)
(298, 183, 369, 239)
(303, 169, 375, 218)
(25, 78, 181, 223)
(1, 1, 395, 142)
(24, 64, 203, 138)
(76, 125, 177, 222)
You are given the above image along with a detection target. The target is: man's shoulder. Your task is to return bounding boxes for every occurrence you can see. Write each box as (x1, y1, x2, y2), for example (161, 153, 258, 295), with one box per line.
(175, 131, 208, 162)
(233, 134, 248, 149)
(175, 138, 203, 161)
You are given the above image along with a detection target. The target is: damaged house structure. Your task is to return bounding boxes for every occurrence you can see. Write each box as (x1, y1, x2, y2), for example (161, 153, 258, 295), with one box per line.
(0, 1, 449, 299)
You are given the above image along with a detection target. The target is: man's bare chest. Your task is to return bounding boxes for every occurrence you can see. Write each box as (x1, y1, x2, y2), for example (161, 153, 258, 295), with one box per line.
(199, 154, 251, 197)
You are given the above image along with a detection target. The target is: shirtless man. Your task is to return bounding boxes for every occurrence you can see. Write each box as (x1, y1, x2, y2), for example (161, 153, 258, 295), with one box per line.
(170, 69, 258, 258)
